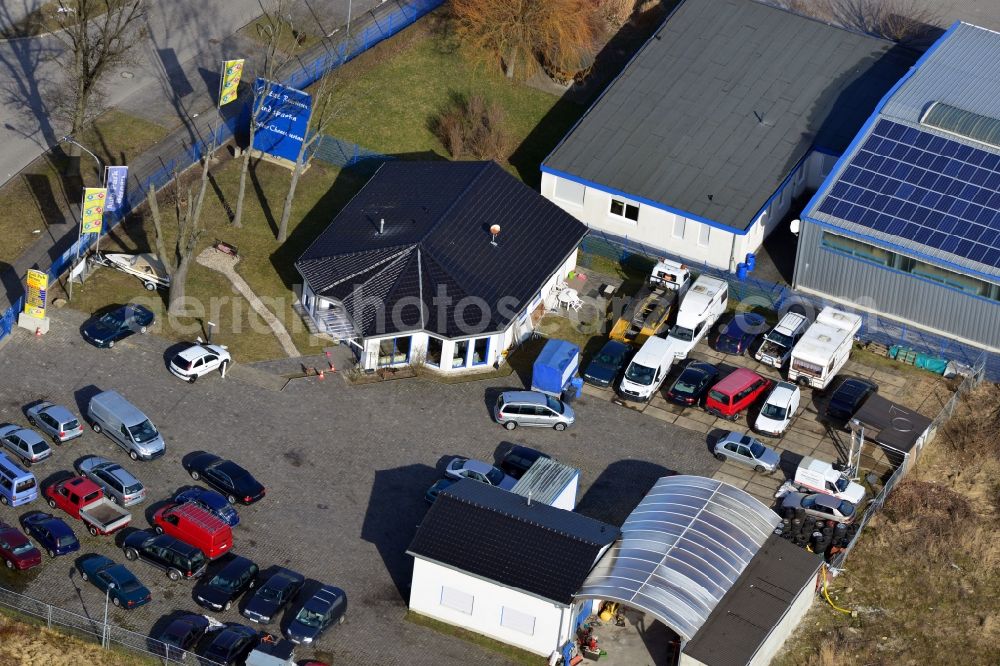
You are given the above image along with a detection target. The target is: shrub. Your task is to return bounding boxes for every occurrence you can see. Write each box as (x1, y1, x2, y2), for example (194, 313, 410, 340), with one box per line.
(431, 94, 510, 161)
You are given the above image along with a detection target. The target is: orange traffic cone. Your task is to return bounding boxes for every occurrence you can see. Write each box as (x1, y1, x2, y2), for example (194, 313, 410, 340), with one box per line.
(330, 360, 336, 373)
(34, 327, 42, 337)
(318, 369, 325, 380)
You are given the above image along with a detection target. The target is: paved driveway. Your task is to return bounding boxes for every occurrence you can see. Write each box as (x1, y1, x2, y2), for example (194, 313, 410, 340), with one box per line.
(0, 309, 719, 665)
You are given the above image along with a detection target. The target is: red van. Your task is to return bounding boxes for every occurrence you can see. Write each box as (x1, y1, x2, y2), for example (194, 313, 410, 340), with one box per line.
(704, 368, 772, 420)
(153, 503, 233, 560)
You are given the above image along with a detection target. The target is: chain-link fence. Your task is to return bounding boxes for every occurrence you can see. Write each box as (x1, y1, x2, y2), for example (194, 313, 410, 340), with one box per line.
(0, 585, 224, 665)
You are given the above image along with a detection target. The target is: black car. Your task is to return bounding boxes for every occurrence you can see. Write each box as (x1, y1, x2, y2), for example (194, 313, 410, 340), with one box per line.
(81, 304, 155, 349)
(581, 340, 630, 388)
(156, 613, 210, 660)
(498, 444, 550, 480)
(183, 452, 266, 505)
(284, 585, 347, 645)
(195, 554, 259, 612)
(826, 377, 878, 421)
(665, 360, 720, 406)
(200, 623, 259, 665)
(714, 312, 766, 355)
(122, 530, 208, 581)
(242, 567, 305, 624)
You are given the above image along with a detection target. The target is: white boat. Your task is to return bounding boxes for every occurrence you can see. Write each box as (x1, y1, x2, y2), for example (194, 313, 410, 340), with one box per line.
(92, 253, 171, 291)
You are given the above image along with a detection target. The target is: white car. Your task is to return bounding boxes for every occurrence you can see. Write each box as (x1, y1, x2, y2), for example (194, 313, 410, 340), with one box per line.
(754, 381, 800, 436)
(444, 457, 517, 490)
(169, 340, 232, 383)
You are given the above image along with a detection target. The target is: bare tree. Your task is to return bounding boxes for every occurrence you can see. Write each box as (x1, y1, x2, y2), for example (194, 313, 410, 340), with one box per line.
(772, 0, 941, 44)
(148, 145, 214, 315)
(53, 0, 146, 175)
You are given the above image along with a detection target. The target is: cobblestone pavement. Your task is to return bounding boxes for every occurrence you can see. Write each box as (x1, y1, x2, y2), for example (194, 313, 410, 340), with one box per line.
(0, 308, 719, 665)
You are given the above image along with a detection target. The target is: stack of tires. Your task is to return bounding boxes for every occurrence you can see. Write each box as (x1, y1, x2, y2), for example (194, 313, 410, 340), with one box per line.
(772, 507, 860, 559)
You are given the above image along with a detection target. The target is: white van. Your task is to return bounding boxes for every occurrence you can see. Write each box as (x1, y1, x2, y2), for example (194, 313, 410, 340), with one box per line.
(662, 275, 729, 361)
(617, 336, 675, 402)
(787, 307, 862, 390)
(87, 391, 166, 461)
(794, 457, 866, 504)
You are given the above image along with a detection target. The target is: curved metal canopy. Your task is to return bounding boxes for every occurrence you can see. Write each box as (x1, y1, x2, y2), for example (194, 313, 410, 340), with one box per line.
(574, 475, 780, 641)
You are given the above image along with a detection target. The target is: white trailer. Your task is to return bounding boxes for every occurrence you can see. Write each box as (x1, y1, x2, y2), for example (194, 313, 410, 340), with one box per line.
(787, 307, 863, 390)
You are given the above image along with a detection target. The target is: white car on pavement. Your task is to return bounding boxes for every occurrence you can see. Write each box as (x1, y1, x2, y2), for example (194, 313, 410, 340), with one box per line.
(754, 381, 800, 436)
(169, 340, 232, 383)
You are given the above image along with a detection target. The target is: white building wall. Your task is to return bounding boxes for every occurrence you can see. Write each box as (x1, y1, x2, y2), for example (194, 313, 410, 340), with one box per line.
(746, 576, 818, 666)
(409, 558, 574, 656)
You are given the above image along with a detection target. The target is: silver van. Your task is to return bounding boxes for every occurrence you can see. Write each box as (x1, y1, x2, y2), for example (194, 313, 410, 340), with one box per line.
(87, 391, 165, 461)
(494, 391, 575, 431)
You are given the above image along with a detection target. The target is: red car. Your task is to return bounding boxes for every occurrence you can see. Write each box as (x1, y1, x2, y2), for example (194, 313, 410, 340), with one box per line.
(0, 521, 42, 570)
(44, 476, 131, 536)
(704, 368, 772, 420)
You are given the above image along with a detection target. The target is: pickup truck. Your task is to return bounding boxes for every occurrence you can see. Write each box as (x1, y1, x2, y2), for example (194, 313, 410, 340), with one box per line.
(44, 477, 131, 536)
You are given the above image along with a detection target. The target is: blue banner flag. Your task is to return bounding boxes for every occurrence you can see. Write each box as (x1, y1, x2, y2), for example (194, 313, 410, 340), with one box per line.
(104, 166, 129, 214)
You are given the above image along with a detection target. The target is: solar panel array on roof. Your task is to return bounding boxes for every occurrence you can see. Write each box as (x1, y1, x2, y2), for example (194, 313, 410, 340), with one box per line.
(817, 118, 1000, 269)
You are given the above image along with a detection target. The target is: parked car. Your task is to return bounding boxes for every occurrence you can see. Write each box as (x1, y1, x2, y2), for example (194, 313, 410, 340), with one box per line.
(0, 452, 38, 507)
(169, 340, 232, 383)
(0, 425, 51, 465)
(664, 360, 720, 406)
(794, 457, 866, 505)
(704, 369, 772, 420)
(826, 377, 878, 421)
(183, 453, 266, 505)
(156, 613, 213, 660)
(714, 312, 766, 355)
(25, 402, 84, 443)
(284, 585, 347, 645)
(81, 303, 155, 348)
(754, 312, 809, 368)
(122, 530, 208, 581)
(713, 431, 780, 473)
(174, 487, 240, 527)
(75, 456, 146, 507)
(87, 390, 166, 461)
(77, 554, 151, 609)
(781, 492, 857, 524)
(754, 382, 801, 436)
(444, 457, 516, 490)
(195, 554, 259, 612)
(201, 623, 259, 665)
(153, 502, 233, 560)
(44, 476, 131, 536)
(581, 340, 630, 388)
(494, 391, 575, 431)
(20, 511, 79, 558)
(0, 521, 41, 570)
(498, 444, 550, 480)
(242, 567, 305, 624)
(423, 478, 457, 505)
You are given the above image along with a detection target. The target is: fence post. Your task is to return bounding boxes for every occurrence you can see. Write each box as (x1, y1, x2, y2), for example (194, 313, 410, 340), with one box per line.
(47, 602, 52, 628)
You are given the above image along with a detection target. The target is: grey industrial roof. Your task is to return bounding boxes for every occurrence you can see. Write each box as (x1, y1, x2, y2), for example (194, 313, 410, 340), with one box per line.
(542, 0, 915, 232)
(852, 393, 932, 454)
(681, 535, 822, 666)
(510, 458, 578, 506)
(574, 476, 781, 642)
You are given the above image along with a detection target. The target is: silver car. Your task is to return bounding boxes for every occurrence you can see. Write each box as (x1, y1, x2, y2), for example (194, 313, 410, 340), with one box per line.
(494, 391, 575, 431)
(26, 402, 84, 443)
(713, 431, 780, 473)
(75, 455, 146, 506)
(781, 492, 856, 524)
(0, 425, 52, 465)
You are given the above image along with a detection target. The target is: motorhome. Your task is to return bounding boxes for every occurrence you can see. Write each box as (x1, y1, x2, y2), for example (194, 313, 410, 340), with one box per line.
(661, 275, 728, 361)
(787, 307, 863, 390)
(617, 336, 676, 402)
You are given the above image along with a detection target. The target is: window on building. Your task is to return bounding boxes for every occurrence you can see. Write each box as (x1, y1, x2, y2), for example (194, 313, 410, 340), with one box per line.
(609, 198, 639, 222)
(910, 261, 990, 296)
(554, 179, 586, 207)
(452, 340, 469, 369)
(377, 336, 411, 367)
(471, 337, 490, 366)
(820, 231, 891, 265)
(672, 216, 686, 239)
(426, 336, 443, 367)
(440, 586, 474, 614)
(698, 224, 711, 247)
(500, 607, 536, 635)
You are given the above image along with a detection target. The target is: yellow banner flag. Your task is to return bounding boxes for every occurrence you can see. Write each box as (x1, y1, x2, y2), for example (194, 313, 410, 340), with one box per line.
(24, 269, 48, 319)
(81, 187, 107, 234)
(219, 59, 245, 107)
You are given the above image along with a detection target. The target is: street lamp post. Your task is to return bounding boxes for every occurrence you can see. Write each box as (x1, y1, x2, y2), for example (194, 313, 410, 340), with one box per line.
(102, 582, 117, 649)
(59, 135, 105, 300)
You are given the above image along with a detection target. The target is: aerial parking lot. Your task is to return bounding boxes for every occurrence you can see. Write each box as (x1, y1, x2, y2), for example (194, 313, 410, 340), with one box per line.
(0, 308, 718, 665)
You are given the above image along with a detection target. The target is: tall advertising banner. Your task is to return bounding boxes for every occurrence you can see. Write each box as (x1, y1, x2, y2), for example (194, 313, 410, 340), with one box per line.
(104, 166, 128, 215)
(24, 269, 48, 319)
(251, 79, 312, 162)
(219, 59, 244, 107)
(81, 187, 107, 235)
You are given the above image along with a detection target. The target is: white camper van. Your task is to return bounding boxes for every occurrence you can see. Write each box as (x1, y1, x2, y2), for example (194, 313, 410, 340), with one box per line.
(618, 336, 675, 402)
(661, 275, 729, 361)
(787, 307, 863, 390)
(794, 457, 866, 504)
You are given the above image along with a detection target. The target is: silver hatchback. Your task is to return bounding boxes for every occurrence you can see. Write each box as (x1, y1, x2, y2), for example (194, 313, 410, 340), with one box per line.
(494, 391, 575, 431)
(75, 455, 147, 506)
(26, 402, 85, 443)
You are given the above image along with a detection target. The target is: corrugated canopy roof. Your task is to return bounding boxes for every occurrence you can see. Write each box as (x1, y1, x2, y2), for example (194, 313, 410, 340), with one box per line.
(574, 475, 780, 641)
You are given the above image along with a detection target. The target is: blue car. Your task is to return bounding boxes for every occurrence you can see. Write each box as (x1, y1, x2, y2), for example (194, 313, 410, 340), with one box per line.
(715, 312, 767, 355)
(201, 623, 260, 665)
(20, 511, 79, 558)
(582, 340, 630, 388)
(77, 555, 151, 609)
(81, 304, 155, 349)
(174, 487, 240, 527)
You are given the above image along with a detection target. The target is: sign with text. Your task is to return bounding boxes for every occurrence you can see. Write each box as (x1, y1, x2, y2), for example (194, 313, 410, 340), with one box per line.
(251, 79, 312, 162)
(219, 59, 244, 107)
(24, 269, 47, 319)
(104, 166, 128, 214)
(81, 187, 107, 234)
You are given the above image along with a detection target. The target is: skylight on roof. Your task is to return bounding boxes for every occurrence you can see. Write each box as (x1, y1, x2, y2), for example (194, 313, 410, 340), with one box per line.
(920, 102, 1000, 150)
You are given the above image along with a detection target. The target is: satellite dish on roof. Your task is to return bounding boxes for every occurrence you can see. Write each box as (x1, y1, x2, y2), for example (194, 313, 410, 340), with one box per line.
(790, 219, 801, 235)
(490, 224, 501, 247)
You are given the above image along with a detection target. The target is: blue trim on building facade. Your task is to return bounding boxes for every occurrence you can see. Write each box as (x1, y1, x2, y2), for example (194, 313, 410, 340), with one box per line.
(744, 152, 811, 231)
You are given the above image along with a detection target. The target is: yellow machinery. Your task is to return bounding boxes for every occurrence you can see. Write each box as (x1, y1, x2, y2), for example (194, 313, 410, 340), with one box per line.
(609, 284, 678, 346)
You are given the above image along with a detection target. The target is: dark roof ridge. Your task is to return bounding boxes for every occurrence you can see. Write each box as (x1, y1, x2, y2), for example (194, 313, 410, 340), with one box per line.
(301, 245, 415, 293)
(452, 492, 612, 544)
